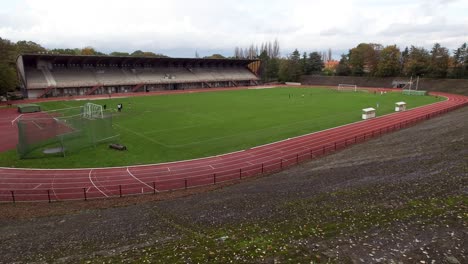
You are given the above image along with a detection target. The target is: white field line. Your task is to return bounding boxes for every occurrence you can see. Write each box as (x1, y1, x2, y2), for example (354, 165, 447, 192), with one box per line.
(11, 114, 23, 125)
(88, 169, 108, 197)
(31, 120, 43, 129)
(51, 172, 58, 200)
(126, 167, 159, 192)
(114, 124, 170, 147)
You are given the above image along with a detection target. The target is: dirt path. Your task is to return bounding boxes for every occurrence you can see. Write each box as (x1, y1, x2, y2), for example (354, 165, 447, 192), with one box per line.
(0, 107, 466, 263)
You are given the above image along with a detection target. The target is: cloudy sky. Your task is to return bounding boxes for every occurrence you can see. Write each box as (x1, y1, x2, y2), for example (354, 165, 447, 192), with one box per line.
(0, 0, 467, 58)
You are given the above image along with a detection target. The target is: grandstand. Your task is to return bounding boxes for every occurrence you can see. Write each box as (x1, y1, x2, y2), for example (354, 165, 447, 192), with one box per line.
(16, 54, 260, 98)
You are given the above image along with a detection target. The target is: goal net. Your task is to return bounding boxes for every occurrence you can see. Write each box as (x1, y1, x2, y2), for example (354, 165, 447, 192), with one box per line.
(337, 84, 358, 92)
(17, 105, 118, 159)
(83, 102, 103, 119)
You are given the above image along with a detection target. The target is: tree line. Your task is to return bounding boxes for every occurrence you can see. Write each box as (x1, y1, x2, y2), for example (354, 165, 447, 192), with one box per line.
(237, 41, 468, 82)
(335, 43, 468, 79)
(235, 40, 329, 83)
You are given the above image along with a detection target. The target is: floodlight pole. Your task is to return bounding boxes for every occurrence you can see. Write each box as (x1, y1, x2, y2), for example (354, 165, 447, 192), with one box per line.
(415, 76, 420, 90)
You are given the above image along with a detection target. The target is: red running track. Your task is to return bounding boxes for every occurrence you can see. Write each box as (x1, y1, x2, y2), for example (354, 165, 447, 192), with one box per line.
(0, 91, 467, 202)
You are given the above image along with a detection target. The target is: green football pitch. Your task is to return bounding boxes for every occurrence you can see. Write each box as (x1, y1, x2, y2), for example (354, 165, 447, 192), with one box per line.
(0, 87, 441, 168)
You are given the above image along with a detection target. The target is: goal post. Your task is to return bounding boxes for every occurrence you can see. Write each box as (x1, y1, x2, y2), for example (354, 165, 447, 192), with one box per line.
(337, 84, 358, 92)
(17, 103, 118, 159)
(82, 103, 103, 119)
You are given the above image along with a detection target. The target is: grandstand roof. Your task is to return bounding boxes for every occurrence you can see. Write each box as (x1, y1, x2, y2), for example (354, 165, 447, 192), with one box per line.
(19, 54, 258, 67)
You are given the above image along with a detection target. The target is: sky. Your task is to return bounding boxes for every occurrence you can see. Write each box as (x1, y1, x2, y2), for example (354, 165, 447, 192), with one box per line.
(0, 0, 467, 58)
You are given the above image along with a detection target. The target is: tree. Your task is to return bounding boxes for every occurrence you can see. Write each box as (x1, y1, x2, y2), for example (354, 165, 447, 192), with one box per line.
(301, 52, 308, 74)
(109, 51, 130, 56)
(130, 50, 168, 57)
(307, 52, 324, 73)
(428, 43, 449, 78)
(290, 49, 303, 81)
(266, 58, 279, 81)
(50, 48, 81, 55)
(450, 43, 468, 78)
(336, 54, 351, 76)
(400, 47, 409, 74)
(0, 63, 16, 95)
(278, 58, 291, 82)
(0, 38, 17, 65)
(348, 43, 381, 76)
(81, 46, 98, 55)
(16, 40, 46, 54)
(204, 54, 225, 59)
(403, 46, 430, 76)
(277, 50, 302, 82)
(258, 50, 269, 82)
(375, 45, 401, 77)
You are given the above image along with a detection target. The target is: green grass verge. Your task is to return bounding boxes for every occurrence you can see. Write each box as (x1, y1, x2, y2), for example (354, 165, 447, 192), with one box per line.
(0, 87, 441, 168)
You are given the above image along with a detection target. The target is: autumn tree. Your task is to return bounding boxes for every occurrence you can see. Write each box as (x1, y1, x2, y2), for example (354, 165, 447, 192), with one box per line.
(81, 46, 98, 55)
(428, 43, 450, 78)
(375, 45, 401, 77)
(336, 54, 351, 76)
(348, 43, 382, 76)
(403, 46, 430, 76)
(204, 54, 226, 59)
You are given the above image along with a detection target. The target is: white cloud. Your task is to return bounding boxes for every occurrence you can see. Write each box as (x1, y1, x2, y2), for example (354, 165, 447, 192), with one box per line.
(0, 0, 466, 57)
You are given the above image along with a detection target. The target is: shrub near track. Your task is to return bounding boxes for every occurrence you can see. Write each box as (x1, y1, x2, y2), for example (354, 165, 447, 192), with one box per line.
(0, 87, 441, 168)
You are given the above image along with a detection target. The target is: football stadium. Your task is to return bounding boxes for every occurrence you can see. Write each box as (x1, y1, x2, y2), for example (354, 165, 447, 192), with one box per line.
(1, 0, 467, 263)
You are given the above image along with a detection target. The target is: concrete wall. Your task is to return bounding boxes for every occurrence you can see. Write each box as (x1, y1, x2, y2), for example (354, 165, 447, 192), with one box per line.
(301, 76, 468, 95)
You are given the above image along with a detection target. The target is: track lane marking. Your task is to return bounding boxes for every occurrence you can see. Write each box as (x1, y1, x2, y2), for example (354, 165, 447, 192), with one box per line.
(126, 167, 159, 192)
(88, 169, 108, 197)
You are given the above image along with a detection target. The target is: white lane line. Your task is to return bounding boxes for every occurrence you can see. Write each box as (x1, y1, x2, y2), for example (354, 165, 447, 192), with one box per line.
(51, 172, 58, 200)
(11, 114, 23, 125)
(209, 165, 215, 170)
(86, 187, 91, 192)
(33, 183, 41, 189)
(126, 167, 159, 192)
(88, 169, 108, 197)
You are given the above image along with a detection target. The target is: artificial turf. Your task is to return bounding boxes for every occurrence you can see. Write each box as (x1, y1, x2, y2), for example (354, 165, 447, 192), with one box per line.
(0, 87, 441, 168)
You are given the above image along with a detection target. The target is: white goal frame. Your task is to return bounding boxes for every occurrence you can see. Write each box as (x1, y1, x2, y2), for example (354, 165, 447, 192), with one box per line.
(82, 103, 103, 119)
(337, 84, 358, 92)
